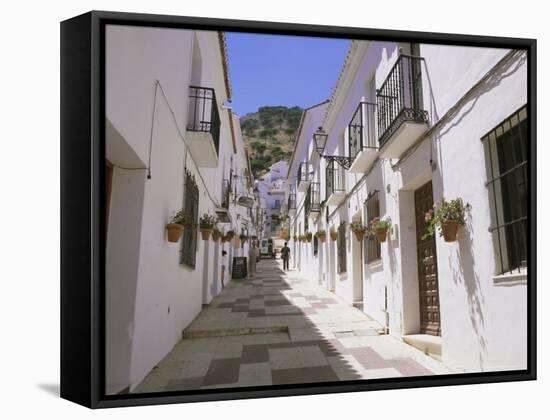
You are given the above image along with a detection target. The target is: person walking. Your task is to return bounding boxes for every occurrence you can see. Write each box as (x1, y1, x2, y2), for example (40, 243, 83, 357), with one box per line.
(281, 242, 291, 271)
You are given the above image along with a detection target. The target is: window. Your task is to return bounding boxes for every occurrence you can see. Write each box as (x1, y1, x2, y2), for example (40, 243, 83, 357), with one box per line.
(180, 170, 199, 268)
(337, 222, 347, 274)
(313, 235, 319, 256)
(365, 191, 381, 264)
(482, 106, 528, 274)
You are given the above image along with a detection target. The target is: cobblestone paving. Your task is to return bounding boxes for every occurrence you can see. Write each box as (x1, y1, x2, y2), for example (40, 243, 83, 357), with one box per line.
(134, 259, 452, 393)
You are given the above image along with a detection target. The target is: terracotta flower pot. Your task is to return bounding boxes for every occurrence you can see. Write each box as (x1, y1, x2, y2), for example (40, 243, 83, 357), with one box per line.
(442, 220, 459, 242)
(166, 224, 184, 243)
(330, 231, 337, 241)
(354, 231, 365, 241)
(318, 234, 326, 243)
(221, 235, 228, 243)
(200, 228, 212, 241)
(376, 227, 388, 243)
(212, 231, 220, 242)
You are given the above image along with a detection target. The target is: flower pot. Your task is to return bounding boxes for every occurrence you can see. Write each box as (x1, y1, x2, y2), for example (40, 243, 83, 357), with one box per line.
(442, 220, 459, 242)
(354, 231, 365, 241)
(200, 228, 212, 241)
(221, 235, 228, 243)
(212, 231, 220, 242)
(330, 231, 337, 241)
(166, 224, 184, 243)
(318, 234, 326, 243)
(376, 227, 388, 243)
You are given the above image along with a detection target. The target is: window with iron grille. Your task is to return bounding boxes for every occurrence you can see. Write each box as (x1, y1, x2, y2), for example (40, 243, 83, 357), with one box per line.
(180, 170, 199, 268)
(365, 191, 381, 263)
(482, 106, 528, 274)
(337, 222, 347, 274)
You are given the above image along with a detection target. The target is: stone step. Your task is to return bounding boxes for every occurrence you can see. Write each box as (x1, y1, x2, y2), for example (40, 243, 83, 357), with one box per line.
(403, 334, 442, 361)
(183, 325, 289, 339)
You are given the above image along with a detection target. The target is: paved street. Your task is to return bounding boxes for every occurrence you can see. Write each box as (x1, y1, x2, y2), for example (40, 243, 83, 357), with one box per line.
(134, 259, 452, 393)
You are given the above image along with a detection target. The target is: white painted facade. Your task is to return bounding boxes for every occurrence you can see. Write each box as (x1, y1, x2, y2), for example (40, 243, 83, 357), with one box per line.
(256, 161, 288, 240)
(286, 41, 527, 373)
(105, 26, 259, 394)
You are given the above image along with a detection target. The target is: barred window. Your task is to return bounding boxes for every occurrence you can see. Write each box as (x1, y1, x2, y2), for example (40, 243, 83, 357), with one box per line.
(482, 106, 528, 274)
(337, 222, 347, 274)
(180, 170, 199, 268)
(365, 191, 381, 264)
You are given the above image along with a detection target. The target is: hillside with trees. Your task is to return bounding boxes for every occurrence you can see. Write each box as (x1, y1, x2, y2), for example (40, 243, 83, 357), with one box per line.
(239, 105, 303, 177)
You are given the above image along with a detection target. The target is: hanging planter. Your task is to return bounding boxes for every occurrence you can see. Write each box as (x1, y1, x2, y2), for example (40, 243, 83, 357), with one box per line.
(166, 224, 184, 243)
(350, 221, 367, 242)
(212, 228, 221, 242)
(315, 230, 326, 243)
(199, 213, 218, 242)
(239, 233, 248, 244)
(442, 220, 459, 242)
(221, 235, 228, 243)
(422, 198, 471, 243)
(370, 217, 391, 243)
(375, 228, 388, 242)
(330, 229, 338, 241)
(305, 232, 312, 243)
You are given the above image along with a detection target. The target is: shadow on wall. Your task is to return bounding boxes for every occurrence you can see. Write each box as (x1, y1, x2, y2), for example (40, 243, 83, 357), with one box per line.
(448, 215, 487, 367)
(428, 51, 526, 183)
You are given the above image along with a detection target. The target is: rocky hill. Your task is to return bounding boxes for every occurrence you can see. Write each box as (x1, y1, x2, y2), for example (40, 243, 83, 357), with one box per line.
(239, 105, 303, 177)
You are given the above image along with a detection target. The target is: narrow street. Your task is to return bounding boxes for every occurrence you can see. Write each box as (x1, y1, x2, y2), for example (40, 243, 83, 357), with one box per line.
(135, 259, 452, 392)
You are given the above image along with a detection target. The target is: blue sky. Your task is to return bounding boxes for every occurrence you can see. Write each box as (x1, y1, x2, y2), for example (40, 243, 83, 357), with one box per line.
(225, 32, 350, 116)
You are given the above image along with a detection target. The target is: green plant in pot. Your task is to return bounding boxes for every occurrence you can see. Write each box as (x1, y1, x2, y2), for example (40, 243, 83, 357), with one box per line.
(370, 217, 392, 243)
(239, 233, 248, 244)
(199, 213, 217, 241)
(350, 221, 367, 241)
(305, 231, 312, 243)
(315, 229, 326, 243)
(422, 197, 471, 242)
(166, 209, 191, 243)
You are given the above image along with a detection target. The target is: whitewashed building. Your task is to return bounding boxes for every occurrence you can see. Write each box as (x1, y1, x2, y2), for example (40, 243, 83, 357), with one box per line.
(105, 26, 259, 394)
(286, 41, 528, 373)
(256, 161, 289, 239)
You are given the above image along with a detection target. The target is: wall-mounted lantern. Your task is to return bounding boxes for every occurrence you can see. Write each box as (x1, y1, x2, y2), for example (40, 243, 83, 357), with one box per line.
(313, 126, 328, 154)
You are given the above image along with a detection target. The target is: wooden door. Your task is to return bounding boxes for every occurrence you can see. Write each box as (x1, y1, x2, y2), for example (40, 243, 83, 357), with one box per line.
(414, 181, 441, 336)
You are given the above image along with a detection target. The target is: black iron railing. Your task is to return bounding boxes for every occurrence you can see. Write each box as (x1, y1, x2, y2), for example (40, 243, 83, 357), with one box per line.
(305, 182, 321, 215)
(326, 159, 345, 199)
(377, 55, 428, 147)
(287, 192, 296, 210)
(187, 86, 221, 156)
(349, 102, 378, 160)
(297, 162, 308, 185)
(221, 179, 231, 209)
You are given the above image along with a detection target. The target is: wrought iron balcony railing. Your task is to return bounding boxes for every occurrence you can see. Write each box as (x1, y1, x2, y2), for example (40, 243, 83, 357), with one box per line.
(348, 102, 378, 160)
(326, 159, 346, 199)
(377, 55, 428, 147)
(305, 182, 321, 215)
(187, 85, 221, 156)
(297, 162, 308, 185)
(221, 178, 231, 209)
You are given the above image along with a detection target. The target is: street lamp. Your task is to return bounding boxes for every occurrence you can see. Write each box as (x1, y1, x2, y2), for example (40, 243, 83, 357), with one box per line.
(313, 126, 328, 155)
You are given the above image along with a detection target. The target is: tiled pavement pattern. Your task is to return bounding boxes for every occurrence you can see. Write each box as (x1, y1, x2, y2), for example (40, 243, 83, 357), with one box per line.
(134, 260, 452, 393)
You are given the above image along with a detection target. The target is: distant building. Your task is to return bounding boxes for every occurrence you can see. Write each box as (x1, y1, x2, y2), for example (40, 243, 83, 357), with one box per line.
(256, 161, 289, 239)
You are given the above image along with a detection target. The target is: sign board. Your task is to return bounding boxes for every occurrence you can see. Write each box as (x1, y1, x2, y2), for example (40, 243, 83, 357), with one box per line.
(231, 256, 248, 279)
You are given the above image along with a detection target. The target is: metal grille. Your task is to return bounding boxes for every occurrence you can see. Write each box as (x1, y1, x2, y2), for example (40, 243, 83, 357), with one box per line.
(326, 159, 345, 200)
(221, 178, 231, 209)
(287, 192, 296, 210)
(297, 162, 308, 185)
(305, 182, 321, 216)
(377, 55, 428, 147)
(348, 102, 378, 161)
(337, 222, 347, 274)
(364, 191, 381, 263)
(187, 86, 221, 156)
(180, 169, 199, 268)
(482, 106, 528, 274)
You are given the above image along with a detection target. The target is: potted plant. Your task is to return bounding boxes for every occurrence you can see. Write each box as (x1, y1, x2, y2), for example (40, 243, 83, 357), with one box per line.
(293, 235, 298, 242)
(305, 231, 312, 243)
(370, 217, 392, 243)
(423, 197, 471, 242)
(298, 234, 306, 243)
(199, 213, 217, 241)
(212, 227, 222, 242)
(166, 209, 189, 243)
(350, 221, 368, 241)
(226, 230, 235, 239)
(315, 229, 327, 243)
(329, 228, 338, 241)
(239, 233, 248, 244)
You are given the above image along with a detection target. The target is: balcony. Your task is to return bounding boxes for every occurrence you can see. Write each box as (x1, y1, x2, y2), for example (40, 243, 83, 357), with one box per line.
(288, 192, 296, 216)
(348, 102, 378, 173)
(305, 182, 321, 216)
(326, 160, 346, 206)
(297, 162, 310, 192)
(377, 55, 429, 158)
(186, 86, 221, 167)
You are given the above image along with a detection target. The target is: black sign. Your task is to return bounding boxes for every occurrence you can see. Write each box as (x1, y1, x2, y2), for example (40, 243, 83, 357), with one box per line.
(231, 256, 248, 279)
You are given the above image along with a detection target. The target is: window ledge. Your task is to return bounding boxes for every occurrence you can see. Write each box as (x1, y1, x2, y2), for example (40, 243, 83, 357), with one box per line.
(493, 268, 527, 286)
(367, 260, 383, 271)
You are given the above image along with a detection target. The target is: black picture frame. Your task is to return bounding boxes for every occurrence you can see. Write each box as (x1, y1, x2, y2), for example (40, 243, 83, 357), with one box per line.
(60, 10, 537, 409)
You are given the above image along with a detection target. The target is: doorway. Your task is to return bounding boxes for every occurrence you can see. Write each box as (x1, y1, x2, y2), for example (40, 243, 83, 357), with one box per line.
(414, 181, 441, 336)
